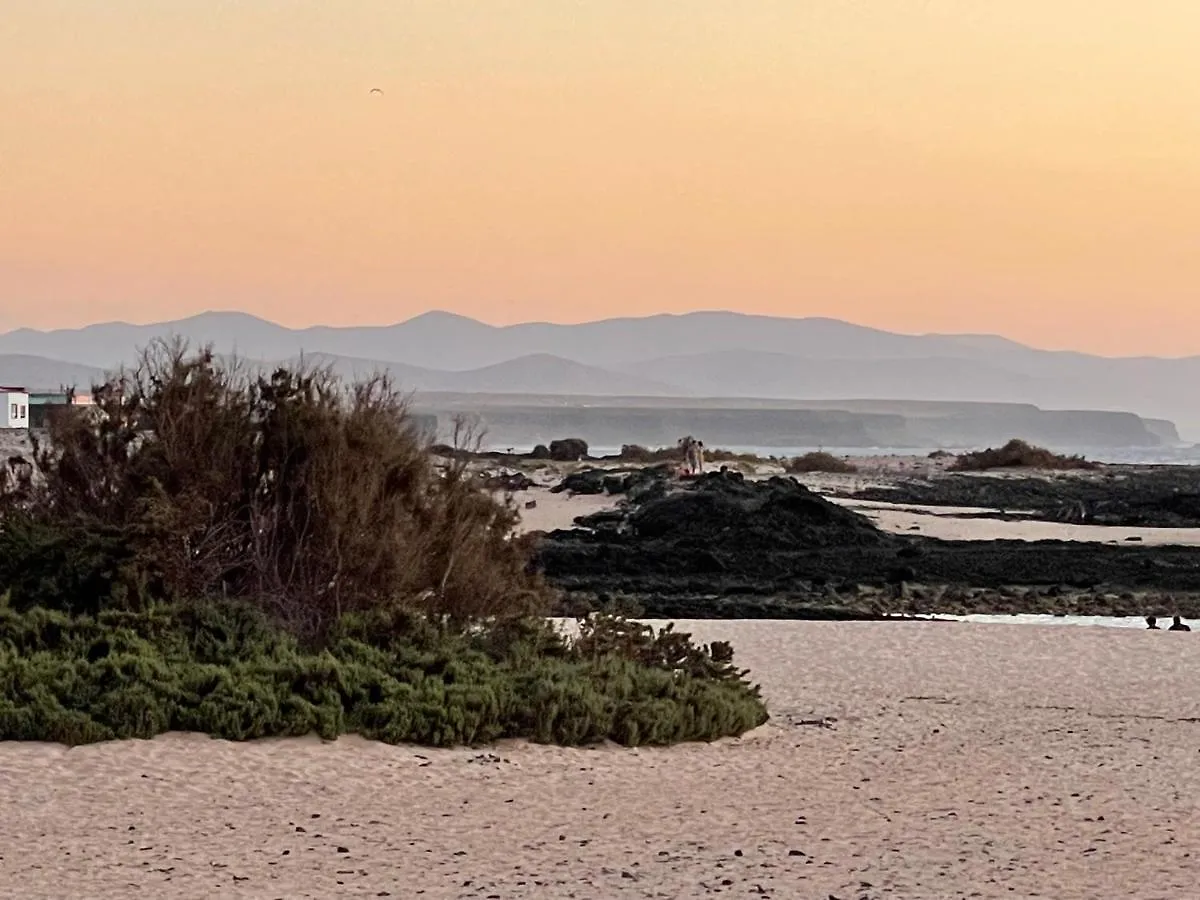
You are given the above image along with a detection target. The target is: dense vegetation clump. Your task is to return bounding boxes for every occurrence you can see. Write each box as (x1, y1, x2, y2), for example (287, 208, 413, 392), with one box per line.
(951, 439, 1098, 472)
(0, 344, 767, 746)
(615, 443, 681, 463)
(0, 343, 541, 634)
(614, 444, 762, 466)
(0, 601, 765, 747)
(784, 451, 858, 474)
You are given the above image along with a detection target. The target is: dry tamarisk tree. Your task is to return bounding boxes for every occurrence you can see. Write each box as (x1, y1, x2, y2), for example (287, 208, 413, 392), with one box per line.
(0, 341, 548, 640)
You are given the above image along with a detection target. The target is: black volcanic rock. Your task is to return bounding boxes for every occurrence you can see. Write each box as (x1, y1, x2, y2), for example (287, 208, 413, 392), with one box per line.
(536, 470, 1200, 619)
(623, 474, 887, 550)
(551, 464, 673, 498)
(850, 468, 1200, 529)
(539, 473, 897, 589)
(548, 437, 589, 462)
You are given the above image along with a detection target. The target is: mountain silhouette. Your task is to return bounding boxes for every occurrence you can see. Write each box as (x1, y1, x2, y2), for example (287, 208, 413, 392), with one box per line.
(2, 310, 1198, 438)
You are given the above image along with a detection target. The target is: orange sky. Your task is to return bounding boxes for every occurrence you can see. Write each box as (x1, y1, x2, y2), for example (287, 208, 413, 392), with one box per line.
(2, 2, 1199, 355)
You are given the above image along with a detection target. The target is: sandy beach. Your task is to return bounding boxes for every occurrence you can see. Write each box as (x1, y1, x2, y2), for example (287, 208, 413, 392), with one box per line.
(3, 619, 1198, 899)
(7, 455, 1200, 898)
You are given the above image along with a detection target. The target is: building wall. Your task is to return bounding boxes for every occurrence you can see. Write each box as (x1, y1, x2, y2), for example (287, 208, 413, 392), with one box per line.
(1, 391, 30, 429)
(26, 392, 95, 428)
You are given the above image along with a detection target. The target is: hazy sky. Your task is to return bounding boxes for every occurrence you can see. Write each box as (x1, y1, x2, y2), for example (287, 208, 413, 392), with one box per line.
(3, 2, 1199, 355)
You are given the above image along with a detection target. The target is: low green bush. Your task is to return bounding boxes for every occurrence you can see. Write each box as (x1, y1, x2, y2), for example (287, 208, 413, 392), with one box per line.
(0, 600, 768, 747)
(951, 439, 1098, 472)
(785, 452, 858, 474)
(612, 444, 763, 465)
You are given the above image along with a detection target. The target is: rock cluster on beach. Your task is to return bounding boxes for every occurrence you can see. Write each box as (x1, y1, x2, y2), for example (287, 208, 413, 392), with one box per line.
(621, 472, 887, 550)
(535, 468, 1200, 619)
(850, 467, 1200, 528)
(549, 464, 674, 501)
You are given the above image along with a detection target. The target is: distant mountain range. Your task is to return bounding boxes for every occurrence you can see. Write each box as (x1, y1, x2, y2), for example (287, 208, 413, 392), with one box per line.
(2, 309, 1198, 439)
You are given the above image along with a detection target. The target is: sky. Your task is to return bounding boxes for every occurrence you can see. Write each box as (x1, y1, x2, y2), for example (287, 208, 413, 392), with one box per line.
(2, 1, 1199, 356)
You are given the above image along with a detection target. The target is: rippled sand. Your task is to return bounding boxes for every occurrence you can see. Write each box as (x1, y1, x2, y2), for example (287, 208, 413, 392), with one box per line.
(3, 620, 1198, 899)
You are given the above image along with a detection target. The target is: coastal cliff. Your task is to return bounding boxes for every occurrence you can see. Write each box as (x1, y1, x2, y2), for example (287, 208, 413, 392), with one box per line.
(413, 394, 1172, 450)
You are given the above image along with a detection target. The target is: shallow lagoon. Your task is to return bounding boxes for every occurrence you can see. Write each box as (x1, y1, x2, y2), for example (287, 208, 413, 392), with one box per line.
(935, 612, 1190, 630)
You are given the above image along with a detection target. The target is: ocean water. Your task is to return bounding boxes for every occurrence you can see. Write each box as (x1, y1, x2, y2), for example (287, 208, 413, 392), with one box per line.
(489, 443, 1200, 466)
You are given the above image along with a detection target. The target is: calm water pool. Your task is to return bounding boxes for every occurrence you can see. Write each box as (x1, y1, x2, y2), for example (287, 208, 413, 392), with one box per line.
(929, 613, 1192, 630)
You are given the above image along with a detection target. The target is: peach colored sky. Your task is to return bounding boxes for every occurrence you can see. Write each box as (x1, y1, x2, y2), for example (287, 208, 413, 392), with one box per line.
(2, 2, 1199, 356)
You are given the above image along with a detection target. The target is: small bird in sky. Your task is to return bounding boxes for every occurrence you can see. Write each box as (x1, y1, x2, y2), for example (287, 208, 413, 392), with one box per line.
(369, 87, 383, 95)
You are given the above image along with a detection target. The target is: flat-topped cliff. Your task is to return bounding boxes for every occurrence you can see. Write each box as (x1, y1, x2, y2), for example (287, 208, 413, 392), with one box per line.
(412, 394, 1172, 450)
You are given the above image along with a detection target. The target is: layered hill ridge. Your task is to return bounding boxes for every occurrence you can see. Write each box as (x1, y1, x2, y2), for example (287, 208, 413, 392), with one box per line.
(1, 310, 1195, 443)
(0, 309, 1064, 371)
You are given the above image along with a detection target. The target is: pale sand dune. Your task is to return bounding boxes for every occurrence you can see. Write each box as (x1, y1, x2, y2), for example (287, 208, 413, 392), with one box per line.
(4, 620, 1200, 898)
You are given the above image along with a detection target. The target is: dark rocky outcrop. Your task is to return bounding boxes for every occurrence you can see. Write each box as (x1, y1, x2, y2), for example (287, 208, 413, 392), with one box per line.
(616, 473, 886, 550)
(550, 464, 674, 500)
(478, 470, 536, 492)
(850, 467, 1200, 528)
(548, 437, 589, 461)
(535, 470, 1200, 619)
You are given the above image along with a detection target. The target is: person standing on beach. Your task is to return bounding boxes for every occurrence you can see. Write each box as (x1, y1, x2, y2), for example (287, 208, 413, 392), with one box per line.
(678, 435, 704, 475)
(678, 435, 694, 475)
(1169, 615, 1191, 631)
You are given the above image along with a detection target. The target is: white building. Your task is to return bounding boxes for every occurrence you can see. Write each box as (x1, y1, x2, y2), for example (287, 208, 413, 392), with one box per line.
(1, 386, 29, 429)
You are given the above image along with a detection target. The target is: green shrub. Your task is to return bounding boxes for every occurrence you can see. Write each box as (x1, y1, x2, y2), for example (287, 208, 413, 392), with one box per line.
(613, 444, 762, 465)
(951, 439, 1098, 472)
(615, 444, 681, 463)
(0, 602, 768, 747)
(784, 452, 858, 474)
(0, 346, 769, 748)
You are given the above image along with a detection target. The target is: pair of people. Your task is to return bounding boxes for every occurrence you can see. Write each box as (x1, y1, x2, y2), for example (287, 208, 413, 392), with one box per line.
(1146, 615, 1191, 631)
(679, 435, 705, 475)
